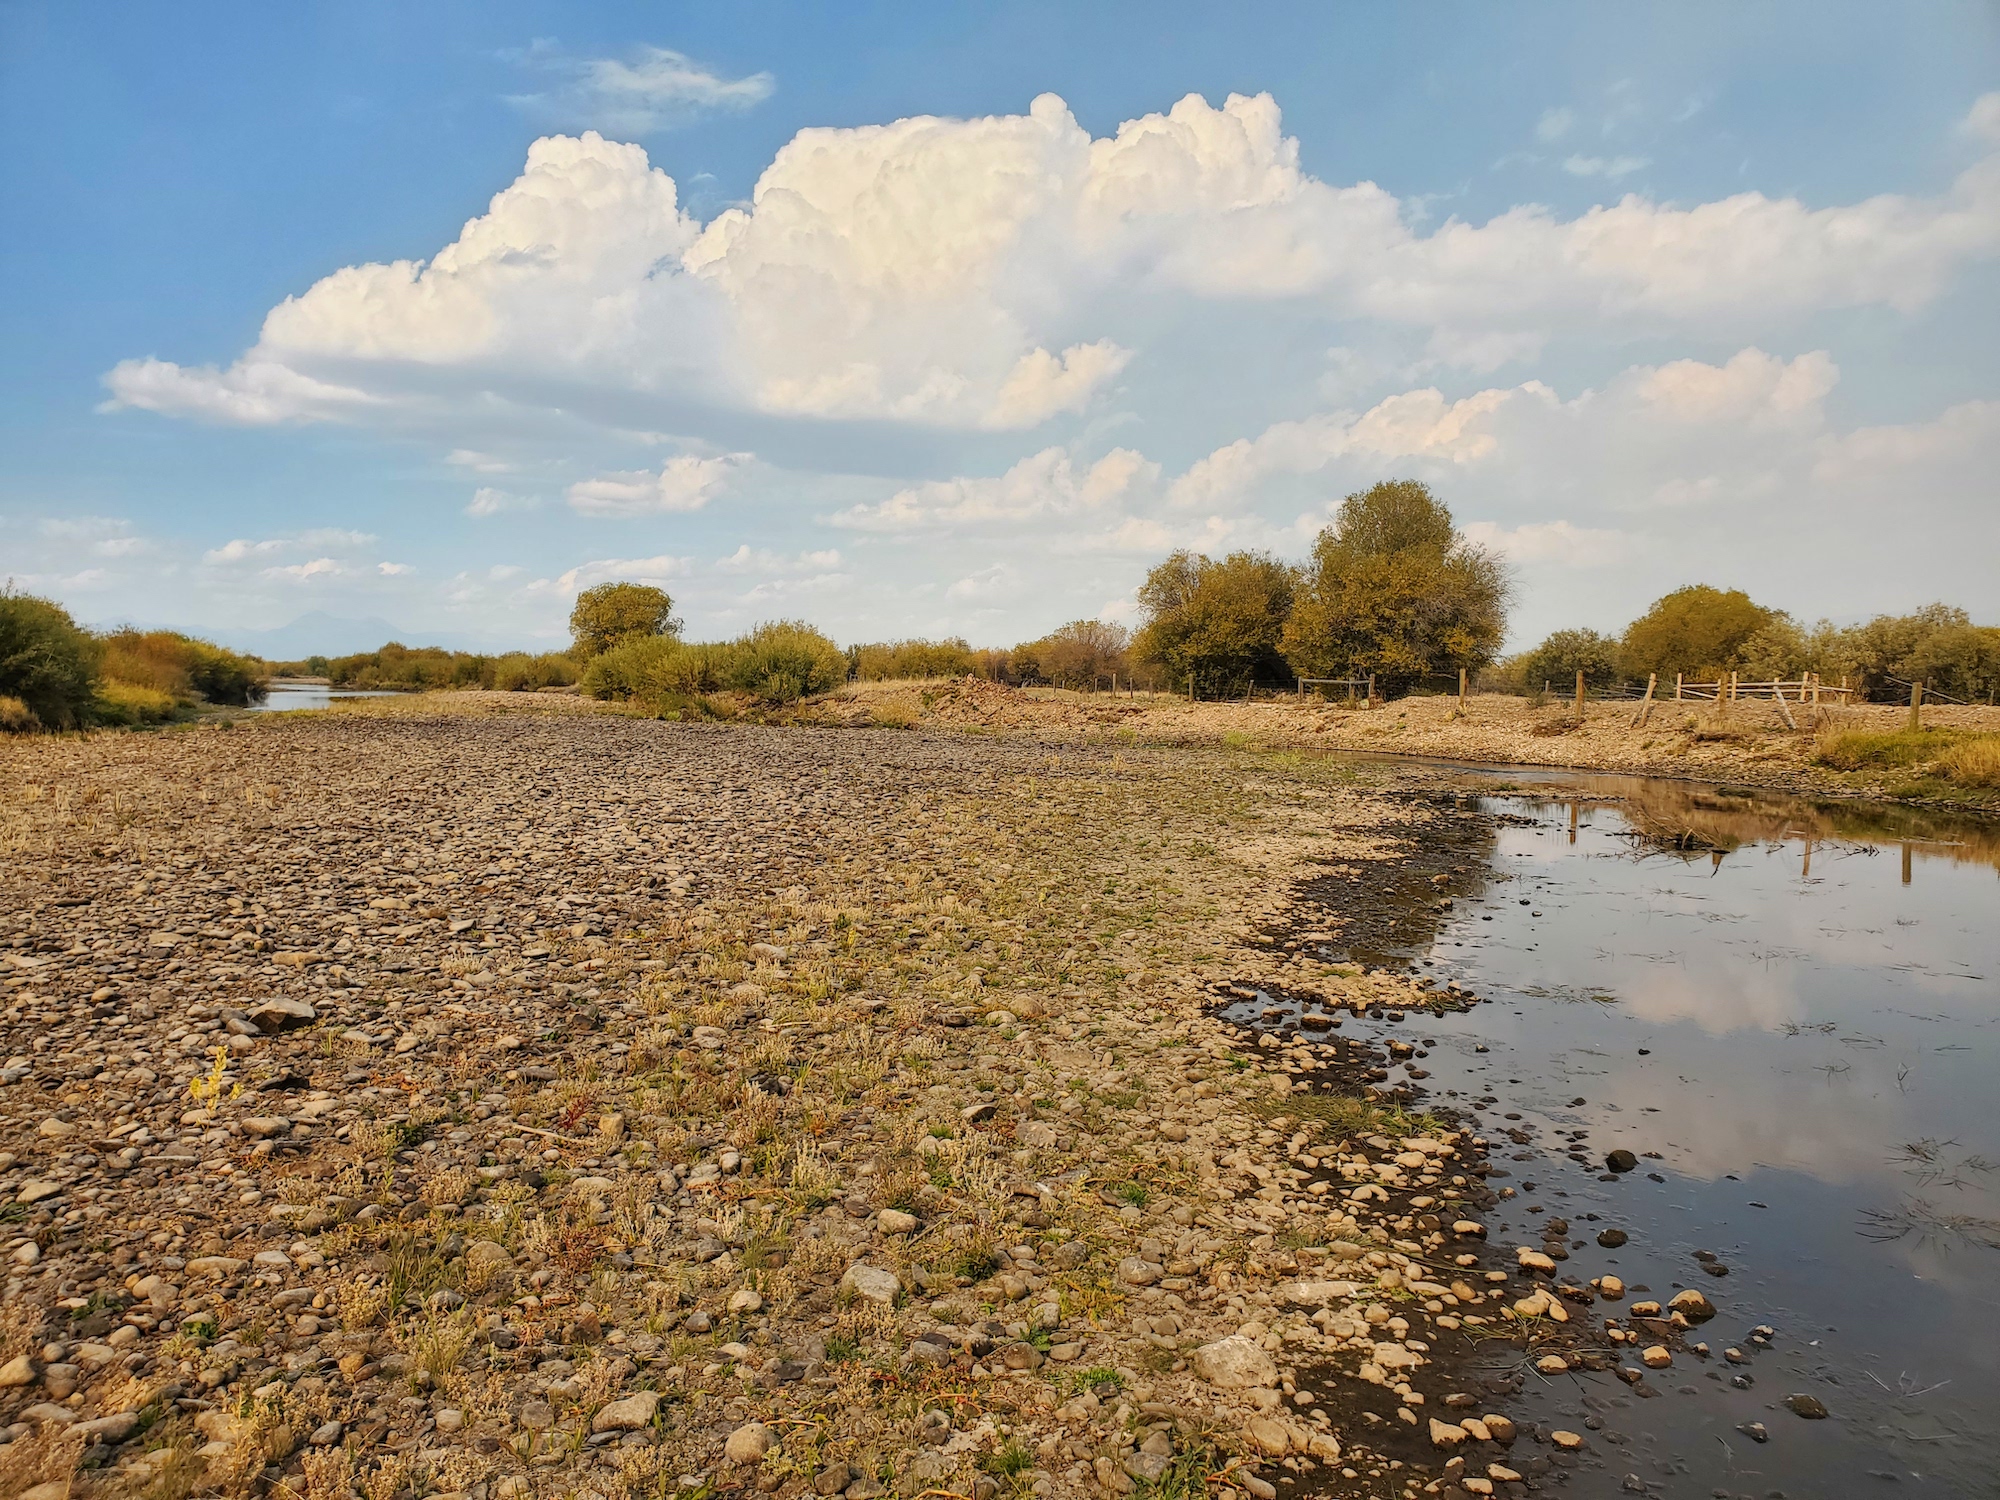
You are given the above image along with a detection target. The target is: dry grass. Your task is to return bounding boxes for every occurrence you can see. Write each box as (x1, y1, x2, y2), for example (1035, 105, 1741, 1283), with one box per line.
(1816, 727, 2000, 787)
(0, 1423, 84, 1498)
(402, 1308, 475, 1382)
(1937, 736, 2000, 787)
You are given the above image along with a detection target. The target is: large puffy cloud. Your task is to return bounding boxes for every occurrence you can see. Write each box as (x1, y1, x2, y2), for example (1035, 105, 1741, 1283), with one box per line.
(101, 92, 2000, 433)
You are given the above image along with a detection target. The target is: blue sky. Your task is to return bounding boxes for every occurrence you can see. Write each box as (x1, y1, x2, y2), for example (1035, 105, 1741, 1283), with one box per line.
(3, 1, 1997, 653)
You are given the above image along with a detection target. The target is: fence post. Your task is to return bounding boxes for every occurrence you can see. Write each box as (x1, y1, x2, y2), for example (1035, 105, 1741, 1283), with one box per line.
(1458, 667, 1468, 712)
(1675, 673, 1683, 702)
(1631, 672, 1656, 728)
(1367, 674, 1377, 709)
(1574, 669, 1587, 722)
(1909, 680, 1924, 732)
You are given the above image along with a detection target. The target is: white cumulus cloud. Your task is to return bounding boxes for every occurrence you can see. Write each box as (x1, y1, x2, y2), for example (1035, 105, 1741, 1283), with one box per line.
(832, 446, 1158, 532)
(99, 92, 2000, 440)
(567, 452, 751, 517)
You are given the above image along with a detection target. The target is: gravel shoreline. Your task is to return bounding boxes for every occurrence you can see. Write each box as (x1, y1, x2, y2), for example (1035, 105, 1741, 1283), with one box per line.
(2, 701, 1702, 1500)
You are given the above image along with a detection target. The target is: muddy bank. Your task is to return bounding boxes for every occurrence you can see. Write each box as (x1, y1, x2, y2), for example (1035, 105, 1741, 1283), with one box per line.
(1242, 764, 2000, 1497)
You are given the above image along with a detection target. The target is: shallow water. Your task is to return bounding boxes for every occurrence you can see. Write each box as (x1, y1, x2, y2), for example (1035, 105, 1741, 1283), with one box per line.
(250, 683, 399, 711)
(1294, 772, 2000, 1496)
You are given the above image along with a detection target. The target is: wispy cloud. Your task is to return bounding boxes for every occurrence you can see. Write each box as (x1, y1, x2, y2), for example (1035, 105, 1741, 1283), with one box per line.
(465, 487, 539, 518)
(1536, 107, 1574, 142)
(505, 42, 773, 134)
(1563, 153, 1650, 179)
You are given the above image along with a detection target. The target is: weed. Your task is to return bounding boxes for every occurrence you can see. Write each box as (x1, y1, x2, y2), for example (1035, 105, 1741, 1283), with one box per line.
(187, 1047, 242, 1107)
(982, 1438, 1035, 1481)
(334, 1279, 388, 1333)
(403, 1309, 474, 1383)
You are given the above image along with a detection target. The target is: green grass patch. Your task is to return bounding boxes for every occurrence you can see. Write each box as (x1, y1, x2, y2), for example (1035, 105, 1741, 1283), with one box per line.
(1263, 1092, 1442, 1138)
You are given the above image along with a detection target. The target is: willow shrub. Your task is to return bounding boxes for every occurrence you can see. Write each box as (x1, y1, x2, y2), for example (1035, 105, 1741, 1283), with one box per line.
(0, 589, 100, 730)
(727, 621, 846, 703)
(492, 651, 579, 692)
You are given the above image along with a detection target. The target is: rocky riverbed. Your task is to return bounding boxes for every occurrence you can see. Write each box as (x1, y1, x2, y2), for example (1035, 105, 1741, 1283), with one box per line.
(2, 700, 1693, 1500)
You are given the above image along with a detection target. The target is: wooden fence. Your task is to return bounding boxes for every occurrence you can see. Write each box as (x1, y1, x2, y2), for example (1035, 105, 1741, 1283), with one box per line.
(1628, 671, 1854, 729)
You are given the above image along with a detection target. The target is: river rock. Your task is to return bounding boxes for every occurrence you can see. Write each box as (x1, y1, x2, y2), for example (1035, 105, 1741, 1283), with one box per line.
(1191, 1335, 1277, 1389)
(1667, 1288, 1715, 1322)
(592, 1392, 661, 1432)
(1784, 1393, 1829, 1419)
(725, 1421, 775, 1463)
(840, 1264, 901, 1306)
(248, 998, 317, 1033)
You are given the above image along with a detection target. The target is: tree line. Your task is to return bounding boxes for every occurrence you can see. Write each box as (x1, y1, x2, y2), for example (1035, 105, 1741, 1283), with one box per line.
(7, 481, 1995, 733)
(1498, 591, 2000, 704)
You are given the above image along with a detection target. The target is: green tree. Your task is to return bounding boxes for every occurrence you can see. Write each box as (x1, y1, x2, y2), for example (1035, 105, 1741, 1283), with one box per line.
(1619, 586, 1780, 683)
(1132, 550, 1296, 693)
(1835, 603, 1998, 702)
(568, 582, 679, 659)
(1508, 629, 1625, 694)
(1279, 480, 1507, 693)
(0, 587, 100, 730)
(1014, 619, 1131, 688)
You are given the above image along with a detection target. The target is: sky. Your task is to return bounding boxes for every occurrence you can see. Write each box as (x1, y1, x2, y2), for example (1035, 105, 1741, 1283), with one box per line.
(3, 1, 1998, 655)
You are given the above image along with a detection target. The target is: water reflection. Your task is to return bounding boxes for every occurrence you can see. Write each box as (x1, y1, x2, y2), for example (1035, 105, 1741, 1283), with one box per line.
(1301, 768, 2000, 1493)
(250, 683, 400, 711)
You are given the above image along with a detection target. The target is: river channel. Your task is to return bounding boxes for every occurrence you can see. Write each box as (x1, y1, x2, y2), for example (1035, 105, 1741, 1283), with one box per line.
(250, 683, 399, 711)
(1245, 767, 1998, 1498)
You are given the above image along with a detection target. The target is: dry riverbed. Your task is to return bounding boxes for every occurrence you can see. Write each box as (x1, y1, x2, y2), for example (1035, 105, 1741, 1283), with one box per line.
(3, 700, 1679, 1500)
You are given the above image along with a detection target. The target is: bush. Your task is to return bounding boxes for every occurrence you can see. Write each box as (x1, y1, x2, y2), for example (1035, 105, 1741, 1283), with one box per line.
(1014, 620, 1131, 688)
(98, 629, 266, 707)
(0, 588, 100, 730)
(581, 637, 734, 701)
(492, 651, 578, 692)
(850, 638, 977, 681)
(92, 678, 181, 726)
(327, 643, 491, 691)
(0, 695, 36, 732)
(729, 621, 847, 703)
